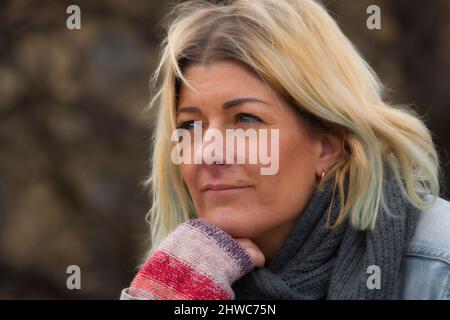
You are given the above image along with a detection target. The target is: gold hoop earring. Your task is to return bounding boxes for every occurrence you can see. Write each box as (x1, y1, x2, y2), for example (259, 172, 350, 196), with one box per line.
(318, 170, 325, 185)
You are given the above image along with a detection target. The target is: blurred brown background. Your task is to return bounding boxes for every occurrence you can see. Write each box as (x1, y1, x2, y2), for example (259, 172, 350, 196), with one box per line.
(0, 0, 449, 299)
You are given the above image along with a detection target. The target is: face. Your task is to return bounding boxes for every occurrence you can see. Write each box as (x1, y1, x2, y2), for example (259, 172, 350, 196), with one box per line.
(176, 60, 341, 251)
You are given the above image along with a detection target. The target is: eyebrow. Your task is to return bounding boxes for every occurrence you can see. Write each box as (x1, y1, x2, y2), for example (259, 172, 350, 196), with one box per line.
(176, 97, 270, 114)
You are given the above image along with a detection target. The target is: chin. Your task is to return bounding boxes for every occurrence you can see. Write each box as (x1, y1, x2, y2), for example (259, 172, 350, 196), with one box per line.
(199, 208, 259, 238)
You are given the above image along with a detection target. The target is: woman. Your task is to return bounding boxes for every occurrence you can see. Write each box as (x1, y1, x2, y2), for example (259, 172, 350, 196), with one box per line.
(121, 0, 450, 299)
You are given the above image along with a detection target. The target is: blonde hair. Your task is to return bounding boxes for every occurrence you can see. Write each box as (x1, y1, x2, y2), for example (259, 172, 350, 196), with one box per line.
(140, 0, 441, 262)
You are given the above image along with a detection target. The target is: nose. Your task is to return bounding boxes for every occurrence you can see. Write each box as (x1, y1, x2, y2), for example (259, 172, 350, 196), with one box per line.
(193, 126, 234, 168)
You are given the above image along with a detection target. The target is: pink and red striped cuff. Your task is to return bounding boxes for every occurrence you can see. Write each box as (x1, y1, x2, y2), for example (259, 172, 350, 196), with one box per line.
(127, 218, 254, 300)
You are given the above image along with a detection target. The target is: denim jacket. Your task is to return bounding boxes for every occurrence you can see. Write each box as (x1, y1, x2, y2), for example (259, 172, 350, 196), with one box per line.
(120, 196, 450, 300)
(398, 196, 450, 299)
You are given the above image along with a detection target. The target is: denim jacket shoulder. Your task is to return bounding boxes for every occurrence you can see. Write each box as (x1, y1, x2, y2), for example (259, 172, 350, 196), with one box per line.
(399, 196, 450, 300)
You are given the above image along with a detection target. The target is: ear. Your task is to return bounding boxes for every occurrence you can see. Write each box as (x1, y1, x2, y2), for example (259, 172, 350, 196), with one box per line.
(314, 133, 343, 177)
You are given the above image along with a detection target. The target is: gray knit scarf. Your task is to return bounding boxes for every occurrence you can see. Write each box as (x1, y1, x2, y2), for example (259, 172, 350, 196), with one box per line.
(231, 165, 420, 299)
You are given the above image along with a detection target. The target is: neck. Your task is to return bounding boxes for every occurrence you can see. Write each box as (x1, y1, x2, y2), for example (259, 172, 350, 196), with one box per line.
(251, 217, 300, 266)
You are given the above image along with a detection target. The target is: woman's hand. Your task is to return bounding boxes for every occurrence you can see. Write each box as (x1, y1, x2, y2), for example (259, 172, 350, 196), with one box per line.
(123, 218, 256, 300)
(233, 238, 265, 268)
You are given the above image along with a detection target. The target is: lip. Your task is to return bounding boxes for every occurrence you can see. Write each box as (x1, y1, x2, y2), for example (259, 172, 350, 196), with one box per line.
(202, 184, 252, 196)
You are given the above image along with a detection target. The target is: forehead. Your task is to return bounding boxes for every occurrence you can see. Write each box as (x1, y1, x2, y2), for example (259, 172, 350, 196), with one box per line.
(178, 60, 271, 102)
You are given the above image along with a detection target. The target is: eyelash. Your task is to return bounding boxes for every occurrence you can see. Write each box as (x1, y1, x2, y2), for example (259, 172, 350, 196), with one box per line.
(177, 113, 262, 130)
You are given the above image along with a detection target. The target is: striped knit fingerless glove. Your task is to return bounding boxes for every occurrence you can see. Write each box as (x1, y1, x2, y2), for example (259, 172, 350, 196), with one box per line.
(125, 218, 255, 300)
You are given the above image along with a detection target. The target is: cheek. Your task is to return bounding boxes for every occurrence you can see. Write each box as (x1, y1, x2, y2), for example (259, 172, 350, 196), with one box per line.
(255, 129, 318, 220)
(180, 164, 189, 185)
(283, 141, 315, 191)
(180, 164, 198, 198)
(278, 131, 317, 180)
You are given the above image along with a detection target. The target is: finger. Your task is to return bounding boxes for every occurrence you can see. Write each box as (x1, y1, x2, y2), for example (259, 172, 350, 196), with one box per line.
(246, 247, 265, 268)
(234, 238, 266, 268)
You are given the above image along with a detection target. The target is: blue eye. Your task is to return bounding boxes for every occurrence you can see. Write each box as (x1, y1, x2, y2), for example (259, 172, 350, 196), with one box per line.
(178, 120, 202, 130)
(236, 113, 262, 123)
